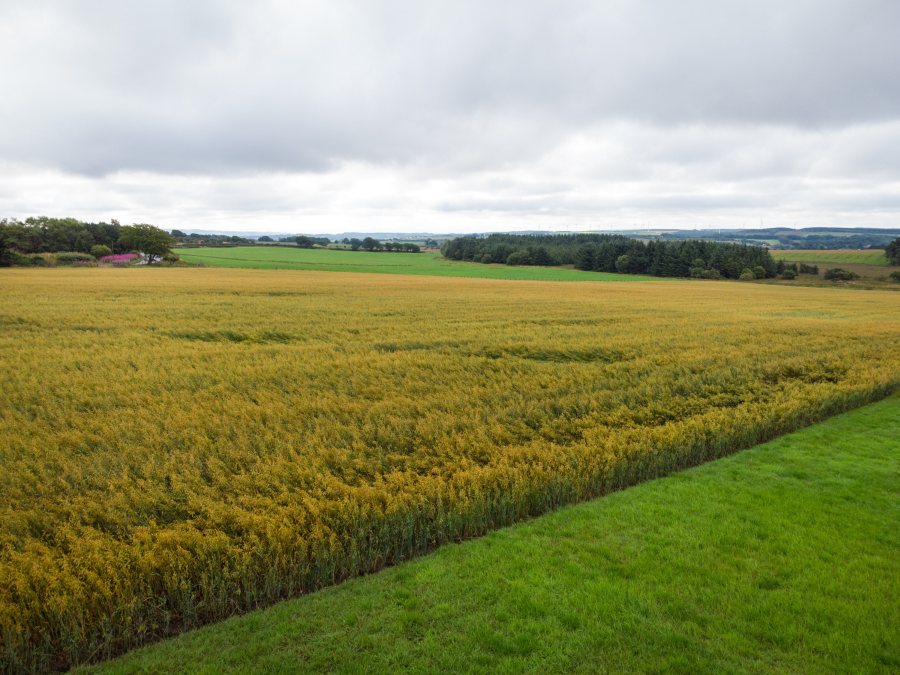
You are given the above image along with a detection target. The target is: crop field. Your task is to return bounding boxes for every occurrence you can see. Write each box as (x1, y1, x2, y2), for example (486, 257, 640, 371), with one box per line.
(174, 246, 656, 281)
(771, 248, 889, 266)
(2, 269, 900, 671)
(86, 396, 900, 674)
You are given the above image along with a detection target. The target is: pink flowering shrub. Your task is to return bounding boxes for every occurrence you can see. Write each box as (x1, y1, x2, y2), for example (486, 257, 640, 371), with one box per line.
(99, 253, 140, 264)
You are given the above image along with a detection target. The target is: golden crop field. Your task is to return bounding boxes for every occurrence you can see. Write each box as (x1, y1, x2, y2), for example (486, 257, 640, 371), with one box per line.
(2, 268, 899, 671)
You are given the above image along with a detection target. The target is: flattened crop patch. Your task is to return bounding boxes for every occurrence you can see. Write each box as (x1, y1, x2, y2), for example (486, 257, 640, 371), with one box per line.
(474, 344, 628, 363)
(164, 329, 298, 344)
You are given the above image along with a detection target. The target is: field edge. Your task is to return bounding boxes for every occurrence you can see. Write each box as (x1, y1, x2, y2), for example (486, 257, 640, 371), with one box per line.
(59, 384, 900, 672)
(84, 394, 900, 674)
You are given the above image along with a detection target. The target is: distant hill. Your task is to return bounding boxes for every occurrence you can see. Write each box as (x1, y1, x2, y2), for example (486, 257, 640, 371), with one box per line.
(174, 227, 900, 250)
(648, 227, 900, 249)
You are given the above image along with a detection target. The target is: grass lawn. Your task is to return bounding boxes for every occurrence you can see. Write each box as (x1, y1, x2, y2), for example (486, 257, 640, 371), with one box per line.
(772, 248, 889, 266)
(173, 246, 657, 281)
(86, 396, 900, 674)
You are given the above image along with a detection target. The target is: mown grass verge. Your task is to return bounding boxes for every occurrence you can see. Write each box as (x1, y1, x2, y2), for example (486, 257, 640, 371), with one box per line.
(86, 396, 900, 674)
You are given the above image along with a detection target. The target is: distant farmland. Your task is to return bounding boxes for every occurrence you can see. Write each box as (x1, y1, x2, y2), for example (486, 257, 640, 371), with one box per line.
(771, 248, 889, 266)
(2, 269, 899, 671)
(174, 246, 656, 281)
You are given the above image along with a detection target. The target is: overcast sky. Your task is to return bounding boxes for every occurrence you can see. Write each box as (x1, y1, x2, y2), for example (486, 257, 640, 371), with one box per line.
(1, 0, 899, 233)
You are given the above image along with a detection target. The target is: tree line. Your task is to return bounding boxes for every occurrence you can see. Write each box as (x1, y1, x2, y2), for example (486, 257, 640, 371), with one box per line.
(654, 227, 900, 250)
(337, 237, 421, 252)
(442, 233, 778, 279)
(887, 237, 900, 265)
(0, 217, 175, 265)
(177, 233, 422, 252)
(0, 218, 430, 264)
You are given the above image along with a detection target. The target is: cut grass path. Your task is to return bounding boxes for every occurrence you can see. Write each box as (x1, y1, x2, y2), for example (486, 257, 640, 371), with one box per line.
(87, 397, 900, 674)
(174, 246, 658, 281)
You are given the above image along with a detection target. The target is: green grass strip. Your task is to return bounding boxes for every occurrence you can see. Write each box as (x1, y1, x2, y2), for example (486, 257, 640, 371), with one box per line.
(87, 396, 900, 674)
(174, 247, 658, 281)
(773, 249, 889, 266)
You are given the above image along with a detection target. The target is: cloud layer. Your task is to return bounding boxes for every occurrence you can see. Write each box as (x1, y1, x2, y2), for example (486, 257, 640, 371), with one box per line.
(1, 0, 898, 232)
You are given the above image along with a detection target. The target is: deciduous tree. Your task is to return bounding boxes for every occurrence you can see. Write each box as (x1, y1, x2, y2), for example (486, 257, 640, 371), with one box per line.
(118, 224, 175, 263)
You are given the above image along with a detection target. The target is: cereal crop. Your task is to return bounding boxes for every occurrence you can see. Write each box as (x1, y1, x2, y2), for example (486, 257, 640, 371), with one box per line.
(1, 268, 898, 671)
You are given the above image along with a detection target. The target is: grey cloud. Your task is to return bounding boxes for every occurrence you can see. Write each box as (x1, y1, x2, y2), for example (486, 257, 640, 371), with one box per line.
(0, 1, 898, 231)
(437, 191, 772, 215)
(2, 0, 899, 175)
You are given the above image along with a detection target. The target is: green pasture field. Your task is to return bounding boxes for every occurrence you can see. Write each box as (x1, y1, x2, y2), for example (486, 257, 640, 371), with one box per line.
(88, 396, 900, 674)
(772, 248, 889, 266)
(768, 248, 898, 288)
(174, 246, 656, 281)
